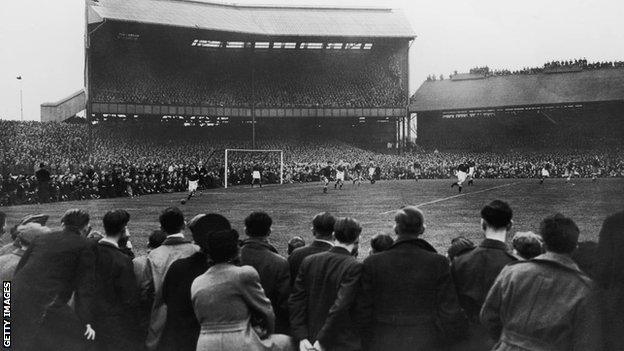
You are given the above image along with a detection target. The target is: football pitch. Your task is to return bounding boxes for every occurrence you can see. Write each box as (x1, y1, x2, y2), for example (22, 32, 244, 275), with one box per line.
(2, 178, 623, 256)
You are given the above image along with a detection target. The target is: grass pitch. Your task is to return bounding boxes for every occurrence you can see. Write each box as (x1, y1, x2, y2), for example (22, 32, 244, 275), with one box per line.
(2, 178, 623, 257)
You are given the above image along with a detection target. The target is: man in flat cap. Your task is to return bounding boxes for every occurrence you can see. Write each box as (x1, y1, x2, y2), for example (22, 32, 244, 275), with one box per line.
(356, 206, 467, 351)
(0, 222, 51, 281)
(13, 209, 96, 351)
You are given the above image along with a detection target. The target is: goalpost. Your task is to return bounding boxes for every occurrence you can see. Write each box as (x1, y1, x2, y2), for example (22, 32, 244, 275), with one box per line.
(224, 149, 284, 189)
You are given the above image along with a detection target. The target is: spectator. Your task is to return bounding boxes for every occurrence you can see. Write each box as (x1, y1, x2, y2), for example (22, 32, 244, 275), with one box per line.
(159, 213, 231, 351)
(93, 209, 140, 351)
(357, 206, 467, 350)
(288, 212, 336, 286)
(240, 211, 291, 334)
(511, 231, 544, 259)
(0, 214, 49, 256)
(447, 236, 476, 261)
(287, 236, 305, 255)
(290, 217, 362, 351)
(594, 211, 624, 349)
(451, 200, 517, 350)
(13, 209, 96, 351)
(190, 229, 293, 351)
(369, 233, 393, 255)
(35, 162, 51, 203)
(480, 213, 600, 351)
(0, 222, 50, 281)
(141, 207, 199, 351)
(133, 229, 167, 345)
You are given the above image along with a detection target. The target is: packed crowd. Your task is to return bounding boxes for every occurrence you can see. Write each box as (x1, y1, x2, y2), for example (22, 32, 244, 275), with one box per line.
(92, 48, 406, 108)
(425, 58, 624, 80)
(2, 120, 624, 205)
(1, 203, 622, 350)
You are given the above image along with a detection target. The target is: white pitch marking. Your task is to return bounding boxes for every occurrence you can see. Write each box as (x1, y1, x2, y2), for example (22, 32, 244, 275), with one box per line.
(378, 182, 519, 215)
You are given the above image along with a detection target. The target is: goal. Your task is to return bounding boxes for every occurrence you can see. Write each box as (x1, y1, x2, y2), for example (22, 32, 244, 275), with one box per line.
(224, 149, 284, 189)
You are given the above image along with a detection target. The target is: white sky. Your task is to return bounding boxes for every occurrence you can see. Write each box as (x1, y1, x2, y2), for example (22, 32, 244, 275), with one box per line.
(1, 0, 622, 120)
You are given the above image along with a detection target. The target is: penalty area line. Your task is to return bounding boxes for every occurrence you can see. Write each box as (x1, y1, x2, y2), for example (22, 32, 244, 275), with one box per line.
(378, 182, 519, 215)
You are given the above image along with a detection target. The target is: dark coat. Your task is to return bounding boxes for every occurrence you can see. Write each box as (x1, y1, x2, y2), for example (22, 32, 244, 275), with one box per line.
(288, 239, 333, 286)
(240, 238, 290, 334)
(289, 247, 361, 351)
(12, 228, 96, 351)
(450, 238, 517, 350)
(93, 241, 141, 351)
(159, 251, 211, 351)
(451, 238, 518, 321)
(356, 237, 467, 351)
(480, 252, 600, 351)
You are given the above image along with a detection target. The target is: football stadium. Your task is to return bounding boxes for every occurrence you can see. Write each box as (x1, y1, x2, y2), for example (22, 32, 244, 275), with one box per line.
(2, 0, 624, 253)
(2, 0, 624, 350)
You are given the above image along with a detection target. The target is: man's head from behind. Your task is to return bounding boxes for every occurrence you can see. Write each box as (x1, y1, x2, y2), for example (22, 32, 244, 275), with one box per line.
(189, 213, 232, 252)
(159, 207, 185, 235)
(394, 206, 425, 237)
(539, 213, 580, 255)
(61, 209, 90, 236)
(244, 211, 272, 238)
(103, 209, 131, 239)
(481, 200, 513, 233)
(333, 217, 362, 245)
(312, 212, 336, 240)
(511, 231, 544, 260)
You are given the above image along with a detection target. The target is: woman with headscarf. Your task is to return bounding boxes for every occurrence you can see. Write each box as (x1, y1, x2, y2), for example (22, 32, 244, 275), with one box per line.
(190, 229, 293, 351)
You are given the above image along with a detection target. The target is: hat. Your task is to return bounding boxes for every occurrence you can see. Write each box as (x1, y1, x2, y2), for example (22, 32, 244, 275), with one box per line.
(188, 213, 231, 237)
(16, 223, 51, 245)
(19, 214, 49, 226)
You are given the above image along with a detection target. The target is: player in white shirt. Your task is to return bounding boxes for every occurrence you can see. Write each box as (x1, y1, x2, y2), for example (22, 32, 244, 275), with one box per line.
(334, 164, 345, 190)
(539, 163, 551, 184)
(251, 165, 262, 188)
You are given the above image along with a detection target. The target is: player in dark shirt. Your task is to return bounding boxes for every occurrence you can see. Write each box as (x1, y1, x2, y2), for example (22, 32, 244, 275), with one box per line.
(320, 163, 333, 193)
(451, 163, 469, 193)
(413, 162, 421, 181)
(181, 170, 200, 204)
(352, 163, 363, 186)
(591, 157, 601, 181)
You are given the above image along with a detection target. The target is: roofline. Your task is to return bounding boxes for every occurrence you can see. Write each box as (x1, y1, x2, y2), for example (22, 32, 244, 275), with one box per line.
(156, 0, 396, 12)
(101, 18, 417, 39)
(409, 99, 624, 113)
(41, 89, 85, 107)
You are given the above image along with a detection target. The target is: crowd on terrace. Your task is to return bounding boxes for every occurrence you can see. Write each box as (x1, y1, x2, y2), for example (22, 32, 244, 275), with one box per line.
(1, 120, 623, 206)
(426, 58, 624, 81)
(92, 49, 406, 108)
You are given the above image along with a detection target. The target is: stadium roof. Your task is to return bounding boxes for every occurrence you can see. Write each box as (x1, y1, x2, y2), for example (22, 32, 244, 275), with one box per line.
(410, 68, 624, 112)
(88, 0, 416, 38)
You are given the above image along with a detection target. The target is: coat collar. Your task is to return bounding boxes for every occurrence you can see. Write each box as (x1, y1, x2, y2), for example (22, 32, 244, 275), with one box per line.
(479, 238, 510, 251)
(241, 237, 278, 253)
(531, 252, 583, 274)
(98, 240, 120, 250)
(311, 239, 334, 249)
(162, 235, 192, 246)
(329, 246, 352, 256)
(391, 237, 437, 253)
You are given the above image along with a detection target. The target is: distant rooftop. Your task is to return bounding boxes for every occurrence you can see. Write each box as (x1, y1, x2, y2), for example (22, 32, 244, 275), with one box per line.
(88, 0, 416, 38)
(411, 67, 624, 112)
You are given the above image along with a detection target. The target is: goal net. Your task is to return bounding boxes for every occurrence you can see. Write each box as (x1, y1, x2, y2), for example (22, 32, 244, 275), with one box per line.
(224, 149, 284, 188)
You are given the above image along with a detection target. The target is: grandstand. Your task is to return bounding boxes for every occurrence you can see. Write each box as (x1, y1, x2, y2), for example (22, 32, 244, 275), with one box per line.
(409, 66, 624, 151)
(80, 0, 415, 148)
